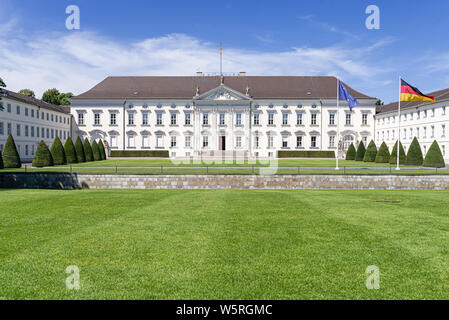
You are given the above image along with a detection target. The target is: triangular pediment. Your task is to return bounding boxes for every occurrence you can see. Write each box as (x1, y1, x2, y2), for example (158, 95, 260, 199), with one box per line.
(194, 85, 252, 101)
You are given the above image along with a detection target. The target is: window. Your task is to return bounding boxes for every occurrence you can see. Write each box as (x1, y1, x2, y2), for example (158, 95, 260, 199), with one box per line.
(25, 108, 29, 116)
(424, 127, 427, 138)
(268, 113, 274, 125)
(16, 124, 21, 136)
(311, 136, 317, 148)
(282, 113, 288, 125)
(268, 136, 274, 148)
(25, 145, 29, 156)
(141, 135, 150, 148)
(329, 113, 335, 125)
(423, 145, 427, 155)
(236, 136, 242, 148)
(51, 114, 54, 122)
(410, 128, 413, 139)
(171, 136, 177, 148)
(7, 123, 12, 135)
(443, 106, 447, 116)
(403, 128, 406, 140)
(345, 113, 351, 125)
(128, 135, 135, 148)
(31, 109, 34, 118)
(17, 106, 20, 115)
(157, 113, 163, 125)
(185, 136, 191, 148)
(443, 125, 446, 137)
(311, 113, 317, 125)
(110, 113, 117, 125)
(432, 108, 435, 117)
(253, 114, 259, 125)
(362, 114, 368, 125)
(417, 128, 420, 139)
(140, 113, 147, 125)
(297, 113, 303, 125)
(94, 113, 101, 125)
(185, 113, 191, 125)
(37, 110, 39, 118)
(78, 113, 84, 125)
(329, 136, 335, 148)
(220, 113, 226, 125)
(296, 136, 303, 148)
(203, 113, 209, 125)
(0, 122, 3, 135)
(431, 126, 435, 138)
(254, 136, 260, 149)
(282, 136, 288, 148)
(111, 136, 118, 148)
(203, 136, 209, 148)
(443, 145, 446, 157)
(424, 110, 427, 118)
(7, 104, 11, 112)
(51, 129, 54, 139)
(171, 113, 177, 125)
(417, 111, 420, 119)
(236, 113, 242, 125)
(25, 126, 29, 137)
(128, 113, 134, 125)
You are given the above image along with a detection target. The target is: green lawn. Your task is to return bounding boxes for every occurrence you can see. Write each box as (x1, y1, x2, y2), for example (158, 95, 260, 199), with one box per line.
(1, 189, 449, 300)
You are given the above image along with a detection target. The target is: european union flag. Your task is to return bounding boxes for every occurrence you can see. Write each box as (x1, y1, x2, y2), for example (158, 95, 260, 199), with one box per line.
(338, 80, 359, 111)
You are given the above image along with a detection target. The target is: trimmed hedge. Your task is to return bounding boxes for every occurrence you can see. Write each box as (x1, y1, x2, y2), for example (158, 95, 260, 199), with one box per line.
(32, 141, 53, 168)
(75, 137, 86, 163)
(0, 149, 3, 169)
(98, 140, 106, 160)
(375, 142, 390, 163)
(363, 140, 378, 162)
(92, 140, 101, 161)
(64, 137, 78, 164)
(355, 141, 366, 161)
(406, 137, 423, 166)
(345, 143, 356, 160)
(423, 140, 445, 168)
(277, 150, 335, 159)
(50, 136, 66, 165)
(3, 134, 21, 168)
(110, 150, 170, 158)
(83, 138, 94, 162)
(389, 140, 406, 165)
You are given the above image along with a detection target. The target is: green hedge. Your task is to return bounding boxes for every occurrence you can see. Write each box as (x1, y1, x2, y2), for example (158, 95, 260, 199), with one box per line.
(110, 150, 170, 158)
(406, 137, 423, 166)
(389, 140, 406, 165)
(355, 141, 366, 161)
(83, 138, 94, 162)
(98, 140, 106, 160)
(423, 140, 445, 168)
(0, 149, 3, 169)
(32, 141, 53, 168)
(3, 134, 21, 168)
(375, 142, 390, 163)
(75, 137, 86, 163)
(64, 137, 78, 164)
(50, 136, 66, 165)
(345, 143, 356, 160)
(277, 150, 335, 158)
(92, 140, 101, 161)
(363, 140, 378, 162)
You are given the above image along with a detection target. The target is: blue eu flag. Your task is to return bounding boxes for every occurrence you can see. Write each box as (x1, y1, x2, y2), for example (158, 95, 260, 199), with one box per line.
(338, 80, 359, 111)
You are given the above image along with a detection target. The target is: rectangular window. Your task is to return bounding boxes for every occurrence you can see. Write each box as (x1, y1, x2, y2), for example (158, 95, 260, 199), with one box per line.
(51, 114, 54, 122)
(94, 113, 101, 125)
(268, 136, 274, 148)
(329, 113, 335, 125)
(185, 113, 191, 125)
(362, 114, 368, 125)
(236, 113, 242, 125)
(220, 113, 226, 125)
(345, 114, 351, 125)
(443, 125, 446, 137)
(329, 136, 335, 148)
(140, 113, 148, 125)
(253, 113, 259, 125)
(110, 113, 117, 125)
(128, 113, 134, 125)
(203, 113, 209, 125)
(171, 113, 177, 125)
(171, 136, 177, 147)
(7, 104, 11, 113)
(0, 122, 3, 135)
(311, 113, 317, 125)
(31, 109, 35, 118)
(311, 136, 317, 148)
(282, 113, 288, 125)
(296, 136, 303, 148)
(128, 135, 135, 148)
(254, 136, 260, 149)
(431, 126, 435, 138)
(142, 135, 150, 148)
(25, 108, 29, 116)
(78, 113, 84, 125)
(185, 136, 191, 148)
(7, 123, 12, 135)
(268, 113, 274, 125)
(17, 124, 21, 136)
(111, 136, 118, 148)
(297, 113, 303, 125)
(282, 136, 288, 148)
(25, 145, 29, 156)
(25, 126, 29, 137)
(16, 106, 20, 115)
(51, 129, 54, 139)
(236, 136, 242, 148)
(203, 136, 209, 148)
(157, 113, 163, 125)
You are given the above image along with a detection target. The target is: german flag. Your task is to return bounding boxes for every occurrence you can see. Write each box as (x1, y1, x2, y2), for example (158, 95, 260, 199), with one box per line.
(401, 79, 435, 103)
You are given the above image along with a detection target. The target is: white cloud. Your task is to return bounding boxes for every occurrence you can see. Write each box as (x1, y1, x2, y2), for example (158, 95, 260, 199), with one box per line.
(0, 23, 393, 98)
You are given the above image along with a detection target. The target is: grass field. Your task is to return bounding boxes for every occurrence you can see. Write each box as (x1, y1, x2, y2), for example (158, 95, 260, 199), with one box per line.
(1, 189, 449, 300)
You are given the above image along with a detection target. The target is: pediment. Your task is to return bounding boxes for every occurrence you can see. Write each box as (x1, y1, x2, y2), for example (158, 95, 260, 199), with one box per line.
(194, 85, 252, 101)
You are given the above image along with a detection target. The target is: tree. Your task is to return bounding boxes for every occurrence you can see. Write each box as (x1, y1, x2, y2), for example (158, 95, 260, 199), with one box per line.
(92, 140, 101, 161)
(376, 100, 384, 106)
(345, 143, 356, 160)
(64, 137, 78, 164)
(0, 149, 3, 169)
(42, 88, 74, 106)
(389, 140, 406, 165)
(18, 89, 35, 98)
(50, 136, 67, 165)
(75, 137, 86, 163)
(355, 141, 366, 161)
(363, 140, 378, 162)
(406, 137, 424, 166)
(423, 141, 445, 168)
(98, 140, 106, 160)
(83, 138, 94, 162)
(3, 134, 21, 168)
(0, 77, 5, 87)
(375, 142, 390, 163)
(58, 92, 74, 106)
(32, 141, 54, 168)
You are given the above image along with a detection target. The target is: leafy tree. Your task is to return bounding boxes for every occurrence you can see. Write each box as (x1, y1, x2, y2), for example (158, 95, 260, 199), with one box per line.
(345, 143, 356, 160)
(32, 141, 53, 168)
(355, 141, 366, 161)
(58, 92, 74, 106)
(0, 77, 5, 87)
(75, 137, 86, 163)
(0, 149, 3, 169)
(18, 89, 35, 98)
(363, 140, 378, 162)
(376, 100, 384, 106)
(3, 134, 21, 168)
(42, 88, 74, 106)
(406, 137, 424, 166)
(50, 136, 67, 165)
(375, 142, 390, 163)
(83, 138, 94, 162)
(389, 140, 406, 165)
(64, 137, 78, 164)
(92, 140, 101, 161)
(98, 140, 106, 160)
(423, 141, 446, 168)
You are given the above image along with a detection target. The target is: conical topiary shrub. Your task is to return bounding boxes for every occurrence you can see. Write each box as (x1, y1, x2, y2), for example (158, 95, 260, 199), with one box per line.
(98, 140, 106, 160)
(3, 134, 21, 168)
(92, 140, 101, 161)
(423, 140, 445, 168)
(0, 149, 3, 169)
(375, 142, 390, 163)
(75, 137, 86, 163)
(363, 140, 378, 162)
(64, 137, 78, 164)
(32, 141, 54, 168)
(389, 140, 406, 165)
(50, 136, 66, 165)
(406, 137, 423, 166)
(345, 143, 356, 160)
(355, 141, 366, 161)
(83, 138, 94, 162)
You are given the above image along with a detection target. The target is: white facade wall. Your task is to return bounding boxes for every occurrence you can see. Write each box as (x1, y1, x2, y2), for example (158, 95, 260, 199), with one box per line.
(375, 100, 449, 162)
(0, 97, 72, 161)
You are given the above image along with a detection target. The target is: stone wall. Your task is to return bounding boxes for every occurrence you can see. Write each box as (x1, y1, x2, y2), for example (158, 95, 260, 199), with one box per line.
(2, 173, 449, 190)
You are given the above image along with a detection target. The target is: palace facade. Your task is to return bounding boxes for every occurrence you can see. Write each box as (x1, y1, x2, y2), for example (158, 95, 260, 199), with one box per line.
(70, 74, 377, 158)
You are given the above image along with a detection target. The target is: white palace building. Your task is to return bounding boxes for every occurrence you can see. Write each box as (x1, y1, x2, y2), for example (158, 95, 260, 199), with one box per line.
(70, 74, 378, 159)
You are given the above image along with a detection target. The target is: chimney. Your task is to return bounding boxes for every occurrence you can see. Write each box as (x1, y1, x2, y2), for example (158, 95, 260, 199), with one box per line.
(239, 72, 247, 76)
(196, 72, 203, 77)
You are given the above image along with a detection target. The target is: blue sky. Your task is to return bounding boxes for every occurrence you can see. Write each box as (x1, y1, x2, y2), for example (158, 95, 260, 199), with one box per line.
(1, 0, 449, 103)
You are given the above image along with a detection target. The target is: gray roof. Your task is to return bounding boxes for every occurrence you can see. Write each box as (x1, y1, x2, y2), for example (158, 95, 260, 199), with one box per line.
(74, 76, 375, 100)
(0, 89, 70, 114)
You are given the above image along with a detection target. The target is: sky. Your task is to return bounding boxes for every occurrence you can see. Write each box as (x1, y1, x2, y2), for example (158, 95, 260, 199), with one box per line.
(1, 0, 449, 103)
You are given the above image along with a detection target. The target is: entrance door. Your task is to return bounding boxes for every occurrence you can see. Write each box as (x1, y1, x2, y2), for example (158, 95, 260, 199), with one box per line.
(219, 136, 226, 151)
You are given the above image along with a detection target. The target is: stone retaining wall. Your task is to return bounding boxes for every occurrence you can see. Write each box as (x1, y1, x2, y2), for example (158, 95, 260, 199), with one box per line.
(1, 173, 449, 190)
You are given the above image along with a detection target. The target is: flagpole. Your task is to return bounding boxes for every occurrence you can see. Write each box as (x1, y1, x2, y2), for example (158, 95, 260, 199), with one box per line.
(396, 76, 401, 170)
(336, 78, 340, 170)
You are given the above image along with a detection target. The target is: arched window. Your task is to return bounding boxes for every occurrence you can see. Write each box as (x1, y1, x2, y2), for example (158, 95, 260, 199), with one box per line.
(343, 135, 354, 151)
